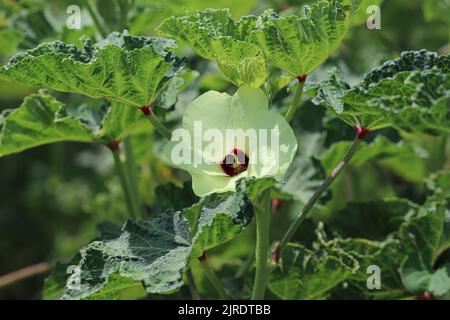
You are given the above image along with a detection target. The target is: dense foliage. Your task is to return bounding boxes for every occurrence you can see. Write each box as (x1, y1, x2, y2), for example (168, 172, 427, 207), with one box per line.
(0, 0, 449, 300)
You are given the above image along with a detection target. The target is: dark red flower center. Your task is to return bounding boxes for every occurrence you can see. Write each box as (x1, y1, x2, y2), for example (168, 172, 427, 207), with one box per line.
(221, 148, 249, 177)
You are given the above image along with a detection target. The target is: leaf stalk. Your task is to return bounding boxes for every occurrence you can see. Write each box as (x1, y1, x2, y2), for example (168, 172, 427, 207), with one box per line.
(186, 268, 201, 300)
(109, 142, 140, 219)
(123, 137, 142, 217)
(251, 188, 272, 300)
(86, 0, 109, 38)
(199, 253, 229, 299)
(274, 130, 365, 262)
(284, 75, 307, 123)
(140, 105, 172, 140)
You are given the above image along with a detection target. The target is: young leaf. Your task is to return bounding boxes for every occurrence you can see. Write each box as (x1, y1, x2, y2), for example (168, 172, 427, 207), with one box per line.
(157, 9, 267, 88)
(253, 0, 360, 77)
(0, 94, 146, 158)
(310, 50, 450, 134)
(0, 31, 185, 107)
(63, 209, 192, 299)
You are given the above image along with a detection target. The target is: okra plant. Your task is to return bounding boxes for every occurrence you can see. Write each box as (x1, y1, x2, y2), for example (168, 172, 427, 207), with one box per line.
(0, 0, 449, 300)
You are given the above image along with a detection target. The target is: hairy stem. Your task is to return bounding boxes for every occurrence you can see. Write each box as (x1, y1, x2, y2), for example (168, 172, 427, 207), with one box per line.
(141, 106, 172, 140)
(284, 76, 307, 123)
(199, 253, 229, 300)
(110, 144, 139, 219)
(86, 0, 109, 38)
(123, 137, 141, 216)
(251, 189, 271, 300)
(274, 132, 363, 260)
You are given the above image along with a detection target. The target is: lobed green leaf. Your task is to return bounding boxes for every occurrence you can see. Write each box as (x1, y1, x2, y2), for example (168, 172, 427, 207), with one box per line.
(254, 0, 360, 77)
(310, 50, 450, 134)
(158, 9, 266, 88)
(0, 94, 147, 157)
(62, 209, 192, 299)
(269, 242, 357, 299)
(0, 31, 185, 107)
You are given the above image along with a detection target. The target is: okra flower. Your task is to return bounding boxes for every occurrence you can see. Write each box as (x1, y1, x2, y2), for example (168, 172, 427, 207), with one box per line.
(163, 86, 297, 196)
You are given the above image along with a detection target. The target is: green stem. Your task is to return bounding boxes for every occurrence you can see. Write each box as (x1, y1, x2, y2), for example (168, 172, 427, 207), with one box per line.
(284, 79, 306, 123)
(199, 254, 229, 300)
(186, 268, 201, 300)
(251, 189, 271, 300)
(275, 134, 361, 257)
(86, 0, 109, 38)
(141, 106, 172, 140)
(123, 137, 141, 217)
(117, 0, 130, 31)
(110, 145, 139, 219)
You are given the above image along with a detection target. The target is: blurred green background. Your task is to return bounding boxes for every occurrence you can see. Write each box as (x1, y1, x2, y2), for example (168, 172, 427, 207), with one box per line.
(0, 0, 449, 299)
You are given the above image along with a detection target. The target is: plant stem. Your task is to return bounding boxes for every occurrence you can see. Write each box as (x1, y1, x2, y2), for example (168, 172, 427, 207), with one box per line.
(199, 253, 229, 300)
(117, 0, 130, 31)
(123, 137, 141, 216)
(0, 262, 54, 288)
(284, 77, 307, 123)
(110, 144, 139, 219)
(251, 189, 271, 300)
(86, 0, 109, 38)
(147, 115, 172, 140)
(186, 268, 201, 300)
(275, 133, 362, 258)
(141, 106, 172, 140)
